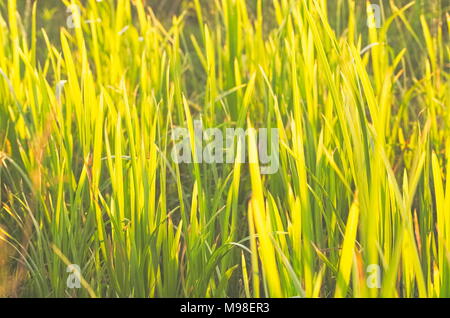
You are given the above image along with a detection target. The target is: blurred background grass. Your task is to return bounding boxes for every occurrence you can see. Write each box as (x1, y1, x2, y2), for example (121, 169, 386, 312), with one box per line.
(2, 0, 447, 69)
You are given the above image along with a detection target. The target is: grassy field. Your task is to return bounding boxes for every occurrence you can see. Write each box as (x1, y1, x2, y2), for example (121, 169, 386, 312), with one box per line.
(0, 0, 449, 298)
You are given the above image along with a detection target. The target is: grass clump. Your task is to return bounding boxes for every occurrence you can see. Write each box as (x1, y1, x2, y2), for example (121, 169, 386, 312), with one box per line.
(0, 0, 449, 297)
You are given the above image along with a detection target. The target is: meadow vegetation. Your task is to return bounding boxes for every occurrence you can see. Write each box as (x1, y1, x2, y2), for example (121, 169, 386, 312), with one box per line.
(0, 0, 449, 297)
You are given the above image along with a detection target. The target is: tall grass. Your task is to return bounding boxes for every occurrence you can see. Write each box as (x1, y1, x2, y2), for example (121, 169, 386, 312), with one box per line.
(0, 0, 449, 297)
